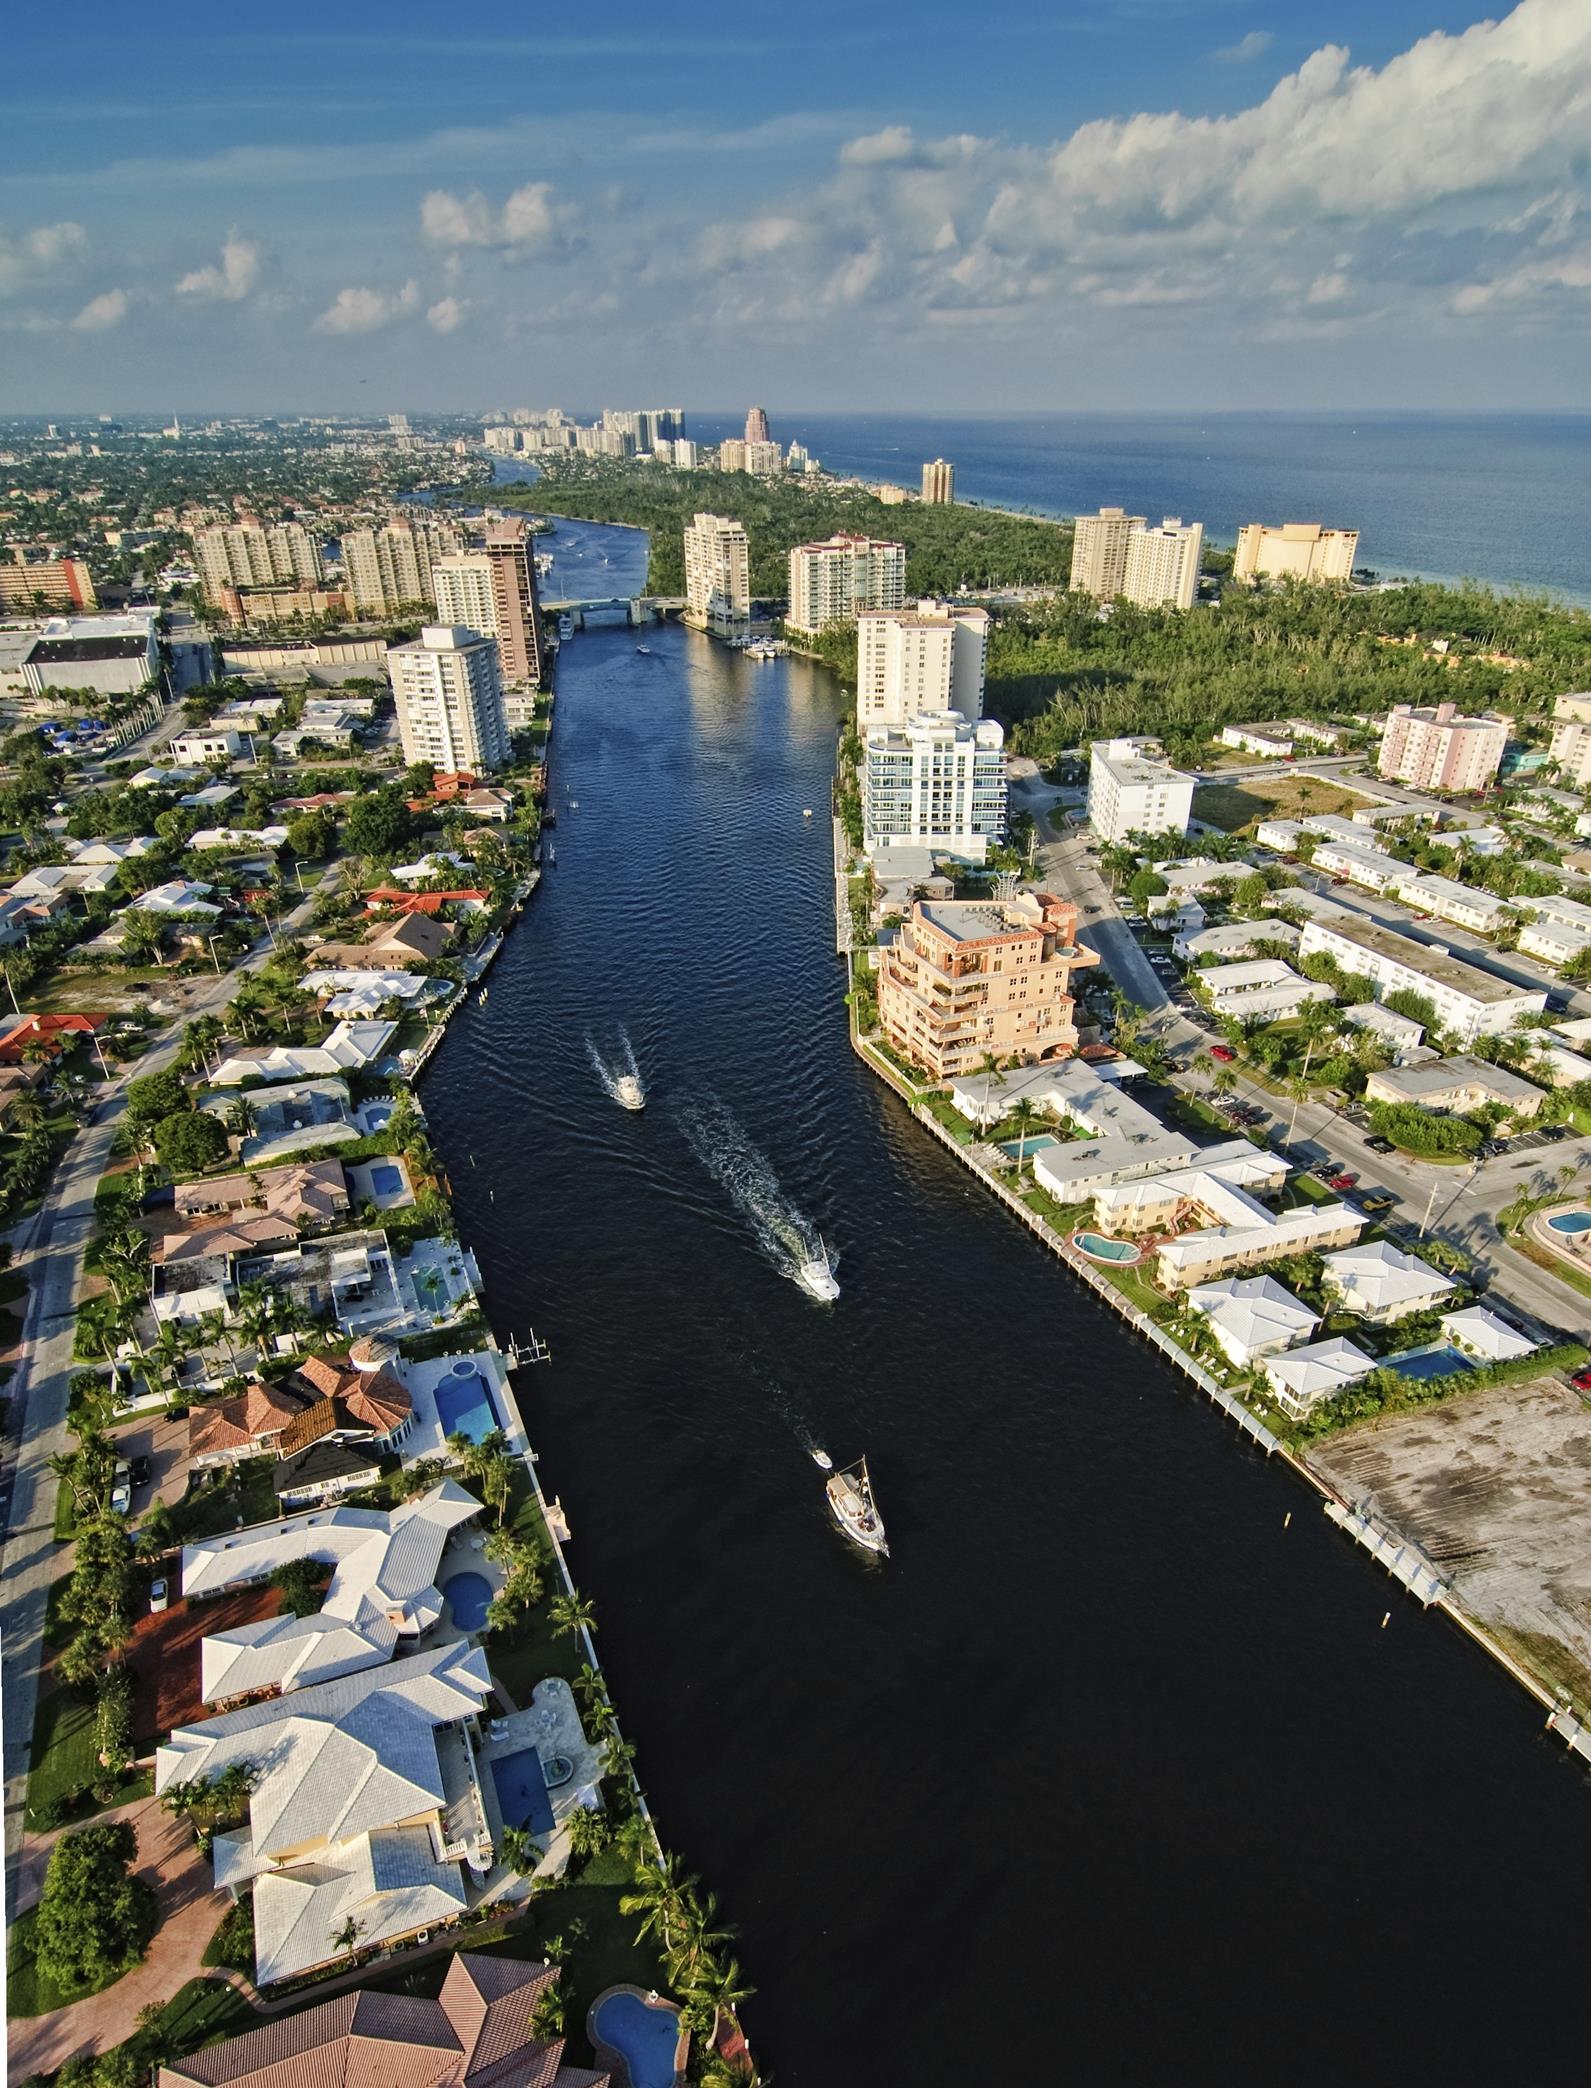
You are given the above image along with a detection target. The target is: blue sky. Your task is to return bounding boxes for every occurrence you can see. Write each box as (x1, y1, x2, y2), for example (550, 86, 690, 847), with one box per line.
(3, 0, 1590, 412)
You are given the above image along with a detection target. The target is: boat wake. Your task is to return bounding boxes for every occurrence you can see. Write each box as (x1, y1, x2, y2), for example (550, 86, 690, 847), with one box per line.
(587, 1030, 645, 1110)
(678, 1098, 832, 1292)
(767, 1378, 834, 1470)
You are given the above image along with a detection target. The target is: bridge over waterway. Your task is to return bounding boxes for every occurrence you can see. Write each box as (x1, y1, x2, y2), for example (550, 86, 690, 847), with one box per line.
(544, 595, 687, 629)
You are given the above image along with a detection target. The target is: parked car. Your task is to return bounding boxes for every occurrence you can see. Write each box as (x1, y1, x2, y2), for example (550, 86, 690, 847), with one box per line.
(1329, 1171, 1360, 1190)
(1542, 1124, 1571, 1142)
(1359, 1193, 1395, 1214)
(1310, 1161, 1339, 1180)
(129, 1454, 152, 1488)
(148, 1577, 169, 1613)
(1210, 1044, 1236, 1062)
(1365, 1135, 1395, 1154)
(110, 1479, 132, 1515)
(1571, 1367, 1591, 1392)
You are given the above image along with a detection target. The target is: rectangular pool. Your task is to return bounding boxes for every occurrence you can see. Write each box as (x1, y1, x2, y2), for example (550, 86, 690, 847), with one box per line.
(369, 1163, 404, 1196)
(491, 1747, 554, 1835)
(434, 1368, 500, 1441)
(1386, 1344, 1473, 1381)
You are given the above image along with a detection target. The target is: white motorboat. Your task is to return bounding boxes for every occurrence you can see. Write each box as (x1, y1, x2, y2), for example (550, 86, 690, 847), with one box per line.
(613, 1074, 646, 1112)
(810, 1446, 833, 1471)
(802, 808, 813, 818)
(826, 1458, 888, 1557)
(796, 1238, 840, 1303)
(636, 644, 651, 655)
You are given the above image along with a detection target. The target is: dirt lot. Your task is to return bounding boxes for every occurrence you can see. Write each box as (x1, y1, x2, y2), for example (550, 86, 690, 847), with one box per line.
(128, 1584, 282, 1741)
(1308, 1376, 1591, 1708)
(1193, 772, 1369, 835)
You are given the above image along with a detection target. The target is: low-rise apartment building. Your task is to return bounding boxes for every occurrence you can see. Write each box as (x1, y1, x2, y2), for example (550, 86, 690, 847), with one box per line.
(1297, 914, 1546, 1043)
(1364, 1056, 1545, 1119)
(1199, 959, 1335, 1023)
(1378, 702, 1511, 793)
(1174, 918, 1301, 962)
(1263, 1337, 1376, 1420)
(1313, 839, 1406, 892)
(1395, 873, 1510, 934)
(1185, 1274, 1319, 1368)
(1511, 890, 1591, 968)
(1219, 722, 1295, 759)
(878, 890, 1094, 1081)
(1086, 737, 1194, 843)
(1320, 1241, 1458, 1324)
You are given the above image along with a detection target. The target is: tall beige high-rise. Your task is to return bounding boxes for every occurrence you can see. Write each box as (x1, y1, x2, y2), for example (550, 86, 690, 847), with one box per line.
(786, 535, 906, 635)
(1232, 522, 1359, 585)
(717, 438, 748, 472)
(1069, 507, 1145, 599)
(391, 625, 510, 773)
(855, 600, 989, 726)
(194, 522, 322, 601)
(342, 516, 462, 615)
(744, 406, 771, 445)
(1121, 517, 1204, 611)
(921, 458, 955, 505)
(431, 520, 544, 687)
(683, 513, 751, 639)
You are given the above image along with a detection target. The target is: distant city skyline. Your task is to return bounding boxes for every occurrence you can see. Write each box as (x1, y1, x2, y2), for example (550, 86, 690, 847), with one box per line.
(2, 0, 1589, 412)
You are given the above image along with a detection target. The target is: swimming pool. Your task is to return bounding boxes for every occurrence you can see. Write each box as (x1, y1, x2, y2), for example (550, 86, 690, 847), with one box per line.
(1547, 1210, 1591, 1235)
(1385, 1343, 1473, 1381)
(491, 1746, 554, 1835)
(435, 1360, 499, 1441)
(1073, 1232, 1142, 1265)
(442, 1570, 492, 1631)
(369, 1162, 404, 1196)
(590, 1990, 684, 2088)
(998, 1133, 1059, 1158)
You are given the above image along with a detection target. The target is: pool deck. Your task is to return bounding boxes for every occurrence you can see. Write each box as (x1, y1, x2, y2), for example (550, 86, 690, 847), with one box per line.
(1529, 1202, 1591, 1271)
(393, 1345, 526, 1462)
(586, 1984, 690, 2088)
(479, 1677, 606, 1880)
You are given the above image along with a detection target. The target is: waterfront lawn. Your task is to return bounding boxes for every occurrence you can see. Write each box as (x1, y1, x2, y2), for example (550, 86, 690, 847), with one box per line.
(921, 1091, 976, 1143)
(1093, 1257, 1172, 1321)
(1020, 1186, 1090, 1235)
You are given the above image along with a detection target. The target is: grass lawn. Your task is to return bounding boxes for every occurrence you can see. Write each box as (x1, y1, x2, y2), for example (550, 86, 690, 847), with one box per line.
(82, 1973, 254, 2077)
(1020, 1187, 1091, 1233)
(167, 1457, 281, 1543)
(1192, 773, 1368, 836)
(1511, 1231, 1591, 1303)
(1168, 1092, 1231, 1139)
(1093, 1257, 1171, 1319)
(26, 1687, 153, 1827)
(920, 1091, 975, 1144)
(1282, 1172, 1335, 1206)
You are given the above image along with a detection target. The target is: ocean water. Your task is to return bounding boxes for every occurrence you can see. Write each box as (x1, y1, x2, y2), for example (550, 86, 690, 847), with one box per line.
(676, 412, 1591, 603)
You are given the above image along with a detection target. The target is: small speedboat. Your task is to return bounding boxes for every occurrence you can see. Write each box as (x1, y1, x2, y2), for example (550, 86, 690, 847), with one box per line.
(810, 1446, 833, 1471)
(636, 645, 651, 655)
(614, 1074, 645, 1112)
(802, 808, 813, 818)
(827, 1458, 887, 1557)
(796, 1239, 840, 1303)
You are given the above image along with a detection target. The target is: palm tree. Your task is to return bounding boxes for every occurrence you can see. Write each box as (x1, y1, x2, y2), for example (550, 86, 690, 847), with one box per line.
(687, 1954, 757, 2043)
(1008, 1099, 1041, 1177)
(331, 1915, 363, 1958)
(499, 1825, 542, 1874)
(977, 1050, 1002, 1132)
(619, 1853, 695, 1957)
(668, 1885, 736, 1988)
(549, 1591, 596, 1640)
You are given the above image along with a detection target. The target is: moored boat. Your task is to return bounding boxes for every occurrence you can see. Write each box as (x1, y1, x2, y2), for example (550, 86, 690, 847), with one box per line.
(826, 1458, 887, 1556)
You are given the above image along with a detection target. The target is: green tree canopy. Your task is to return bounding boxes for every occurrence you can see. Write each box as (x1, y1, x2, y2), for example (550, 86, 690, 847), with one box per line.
(126, 1067, 190, 1124)
(33, 1821, 157, 1990)
(152, 1110, 229, 1173)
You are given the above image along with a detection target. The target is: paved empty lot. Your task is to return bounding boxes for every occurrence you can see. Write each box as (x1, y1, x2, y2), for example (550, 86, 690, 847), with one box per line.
(1309, 1377, 1591, 1702)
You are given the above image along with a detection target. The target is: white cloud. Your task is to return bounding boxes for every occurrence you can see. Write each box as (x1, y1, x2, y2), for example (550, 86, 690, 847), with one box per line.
(1214, 30, 1275, 63)
(0, 219, 88, 294)
(426, 295, 468, 333)
(693, 0, 1591, 342)
(314, 280, 420, 333)
(420, 181, 568, 253)
(70, 287, 126, 331)
(175, 229, 261, 301)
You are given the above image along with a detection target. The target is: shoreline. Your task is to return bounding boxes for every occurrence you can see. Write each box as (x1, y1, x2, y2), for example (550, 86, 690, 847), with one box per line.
(831, 811, 1591, 1771)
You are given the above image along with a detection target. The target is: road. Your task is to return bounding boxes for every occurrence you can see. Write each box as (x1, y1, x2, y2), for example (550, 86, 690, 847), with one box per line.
(0, 873, 331, 1892)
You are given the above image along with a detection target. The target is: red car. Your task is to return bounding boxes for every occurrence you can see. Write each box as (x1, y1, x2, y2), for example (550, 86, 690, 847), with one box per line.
(1328, 1172, 1359, 1190)
(1571, 1366, 1591, 1392)
(1210, 1044, 1236, 1062)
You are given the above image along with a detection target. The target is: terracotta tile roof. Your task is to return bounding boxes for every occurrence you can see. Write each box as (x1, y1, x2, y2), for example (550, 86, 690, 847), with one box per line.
(157, 1955, 605, 2088)
(190, 1379, 311, 1459)
(287, 1354, 413, 1438)
(276, 1396, 338, 1455)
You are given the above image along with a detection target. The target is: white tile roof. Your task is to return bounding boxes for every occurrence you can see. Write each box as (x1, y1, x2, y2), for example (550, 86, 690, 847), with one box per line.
(1439, 1306, 1537, 1363)
(252, 1824, 468, 1986)
(1185, 1275, 1319, 1362)
(185, 1480, 481, 1701)
(1320, 1240, 1458, 1315)
(1263, 1336, 1377, 1415)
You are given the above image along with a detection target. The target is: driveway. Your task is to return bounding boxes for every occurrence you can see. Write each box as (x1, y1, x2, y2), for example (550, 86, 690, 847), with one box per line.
(7, 1793, 229, 2078)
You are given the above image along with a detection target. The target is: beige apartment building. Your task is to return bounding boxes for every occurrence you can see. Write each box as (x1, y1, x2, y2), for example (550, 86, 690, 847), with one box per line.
(855, 599, 989, 726)
(342, 516, 462, 615)
(1549, 715, 1591, 789)
(683, 513, 751, 639)
(194, 522, 322, 601)
(787, 535, 907, 634)
(716, 438, 748, 473)
(1122, 517, 1203, 611)
(1070, 507, 1144, 598)
(0, 554, 97, 612)
(921, 458, 955, 504)
(431, 520, 544, 688)
(1377, 701, 1510, 792)
(877, 889, 1095, 1081)
(1231, 522, 1358, 585)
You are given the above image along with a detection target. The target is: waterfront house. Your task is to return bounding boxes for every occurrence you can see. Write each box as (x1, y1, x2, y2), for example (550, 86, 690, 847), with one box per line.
(188, 1341, 413, 1474)
(1184, 1274, 1320, 1368)
(1319, 1241, 1459, 1324)
(174, 1157, 350, 1227)
(200, 1075, 362, 1165)
(878, 889, 1097, 1081)
(206, 1019, 396, 1087)
(1262, 1337, 1377, 1420)
(180, 1477, 476, 1702)
(1439, 1306, 1537, 1364)
(156, 1953, 606, 2088)
(156, 1639, 495, 1985)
